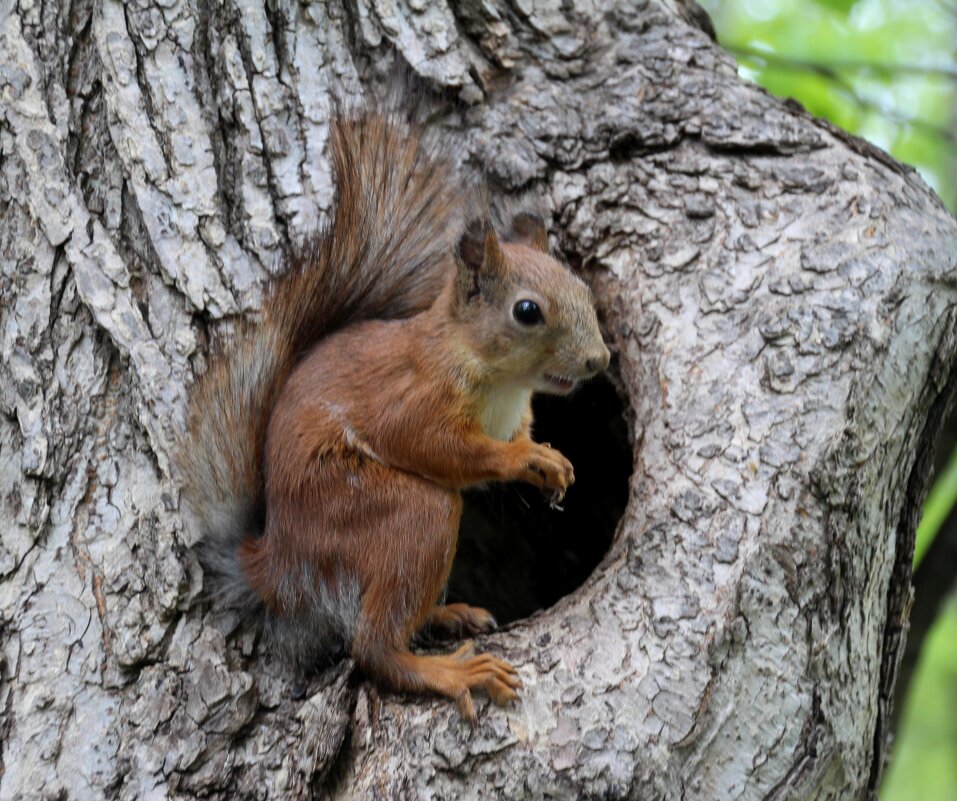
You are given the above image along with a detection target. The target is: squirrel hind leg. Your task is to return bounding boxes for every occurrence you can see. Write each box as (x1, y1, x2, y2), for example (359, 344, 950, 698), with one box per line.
(351, 624, 521, 722)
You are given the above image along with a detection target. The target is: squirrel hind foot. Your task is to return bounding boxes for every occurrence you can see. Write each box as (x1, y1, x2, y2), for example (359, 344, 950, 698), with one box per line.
(353, 637, 521, 722)
(420, 603, 498, 640)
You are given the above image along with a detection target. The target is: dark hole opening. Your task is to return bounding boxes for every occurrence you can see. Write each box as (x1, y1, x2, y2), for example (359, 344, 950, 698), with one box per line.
(447, 372, 632, 624)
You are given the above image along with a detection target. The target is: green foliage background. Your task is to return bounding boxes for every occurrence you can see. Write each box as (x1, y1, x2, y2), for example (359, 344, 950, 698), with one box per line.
(698, 0, 957, 797)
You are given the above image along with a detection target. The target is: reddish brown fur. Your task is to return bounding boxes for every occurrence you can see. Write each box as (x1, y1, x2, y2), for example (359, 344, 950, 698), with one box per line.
(241, 260, 588, 717)
(180, 108, 608, 721)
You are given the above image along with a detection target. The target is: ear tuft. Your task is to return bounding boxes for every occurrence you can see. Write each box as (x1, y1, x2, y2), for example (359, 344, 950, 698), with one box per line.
(455, 217, 491, 274)
(509, 211, 549, 253)
(454, 216, 505, 303)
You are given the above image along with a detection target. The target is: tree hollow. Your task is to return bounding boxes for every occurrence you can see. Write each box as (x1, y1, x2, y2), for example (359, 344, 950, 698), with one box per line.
(452, 372, 632, 623)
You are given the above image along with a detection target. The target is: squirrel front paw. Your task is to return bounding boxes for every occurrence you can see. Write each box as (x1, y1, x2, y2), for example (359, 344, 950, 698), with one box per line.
(520, 442, 575, 500)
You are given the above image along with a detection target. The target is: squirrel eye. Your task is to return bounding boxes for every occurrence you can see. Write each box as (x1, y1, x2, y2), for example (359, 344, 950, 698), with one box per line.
(513, 299, 544, 325)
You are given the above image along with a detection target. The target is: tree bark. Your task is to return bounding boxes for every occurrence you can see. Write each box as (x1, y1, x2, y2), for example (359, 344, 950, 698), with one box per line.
(2, 1, 956, 800)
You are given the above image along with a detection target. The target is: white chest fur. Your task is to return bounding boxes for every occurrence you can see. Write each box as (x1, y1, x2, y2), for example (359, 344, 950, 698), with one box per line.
(480, 385, 532, 441)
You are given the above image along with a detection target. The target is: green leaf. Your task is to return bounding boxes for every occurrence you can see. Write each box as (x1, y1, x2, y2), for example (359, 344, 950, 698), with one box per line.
(810, 0, 859, 15)
(914, 447, 957, 568)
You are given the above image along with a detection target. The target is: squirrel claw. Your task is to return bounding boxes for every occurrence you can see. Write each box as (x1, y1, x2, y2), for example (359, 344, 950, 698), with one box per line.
(522, 442, 575, 498)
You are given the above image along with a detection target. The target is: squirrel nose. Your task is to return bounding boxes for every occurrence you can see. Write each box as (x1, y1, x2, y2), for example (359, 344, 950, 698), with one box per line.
(586, 346, 611, 375)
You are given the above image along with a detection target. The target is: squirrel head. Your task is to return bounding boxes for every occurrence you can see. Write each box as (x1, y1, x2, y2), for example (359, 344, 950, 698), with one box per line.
(451, 212, 610, 395)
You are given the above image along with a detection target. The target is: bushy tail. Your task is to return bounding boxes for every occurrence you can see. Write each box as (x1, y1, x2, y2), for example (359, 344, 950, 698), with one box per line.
(179, 110, 466, 607)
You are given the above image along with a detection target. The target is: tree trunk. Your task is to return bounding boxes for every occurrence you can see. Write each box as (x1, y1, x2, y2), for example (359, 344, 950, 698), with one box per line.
(2, 1, 956, 799)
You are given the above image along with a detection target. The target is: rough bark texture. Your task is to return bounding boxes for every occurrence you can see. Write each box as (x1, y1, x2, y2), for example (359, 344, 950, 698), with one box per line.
(1, 1, 956, 799)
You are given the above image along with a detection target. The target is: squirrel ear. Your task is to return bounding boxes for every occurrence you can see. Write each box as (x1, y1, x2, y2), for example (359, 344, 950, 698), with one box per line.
(454, 217, 506, 303)
(509, 211, 549, 253)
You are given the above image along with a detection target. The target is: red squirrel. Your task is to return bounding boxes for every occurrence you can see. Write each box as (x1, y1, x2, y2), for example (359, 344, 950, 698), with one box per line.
(180, 109, 610, 721)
